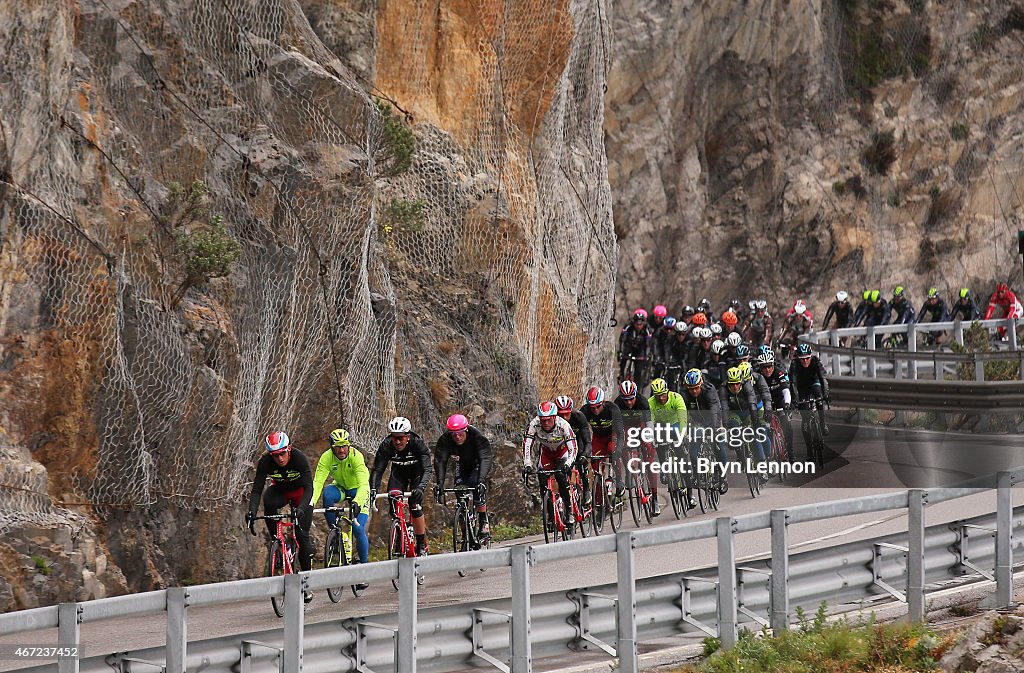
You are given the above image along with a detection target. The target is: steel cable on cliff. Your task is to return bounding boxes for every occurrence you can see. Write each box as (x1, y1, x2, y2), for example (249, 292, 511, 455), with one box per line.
(93, 0, 350, 426)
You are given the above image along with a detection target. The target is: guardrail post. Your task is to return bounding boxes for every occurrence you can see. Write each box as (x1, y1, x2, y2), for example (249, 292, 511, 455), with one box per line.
(995, 471, 1013, 608)
(829, 330, 841, 375)
(770, 510, 789, 633)
(511, 546, 532, 673)
(616, 531, 638, 673)
(717, 517, 738, 649)
(57, 603, 80, 673)
(283, 573, 305, 673)
(166, 588, 188, 673)
(907, 490, 926, 622)
(1007, 318, 1018, 349)
(974, 354, 985, 382)
(906, 323, 918, 380)
(865, 327, 876, 378)
(398, 558, 418, 673)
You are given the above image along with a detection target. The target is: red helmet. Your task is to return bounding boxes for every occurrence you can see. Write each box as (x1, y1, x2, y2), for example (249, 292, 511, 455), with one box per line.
(653, 305, 667, 319)
(996, 283, 1009, 296)
(585, 386, 605, 406)
(691, 312, 708, 326)
(554, 396, 574, 414)
(537, 401, 558, 418)
(446, 414, 469, 432)
(265, 431, 290, 454)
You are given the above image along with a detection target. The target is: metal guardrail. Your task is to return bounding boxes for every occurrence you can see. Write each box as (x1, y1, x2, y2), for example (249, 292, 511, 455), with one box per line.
(801, 318, 1024, 382)
(3, 469, 1021, 673)
(829, 377, 1024, 411)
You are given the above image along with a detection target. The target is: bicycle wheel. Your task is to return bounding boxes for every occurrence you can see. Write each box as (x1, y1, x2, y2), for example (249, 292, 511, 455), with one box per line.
(627, 470, 643, 527)
(572, 485, 590, 538)
(542, 492, 555, 544)
(606, 465, 624, 532)
(770, 416, 788, 482)
(324, 529, 346, 603)
(591, 477, 605, 536)
(810, 413, 825, 469)
(453, 508, 470, 577)
(668, 468, 683, 519)
(266, 541, 286, 618)
(388, 519, 404, 590)
(744, 444, 760, 498)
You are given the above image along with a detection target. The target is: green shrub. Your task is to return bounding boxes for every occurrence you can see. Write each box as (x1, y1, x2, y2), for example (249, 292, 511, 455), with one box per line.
(172, 214, 241, 306)
(381, 198, 426, 238)
(950, 122, 969, 140)
(951, 322, 1021, 380)
(374, 99, 415, 178)
(33, 556, 51, 576)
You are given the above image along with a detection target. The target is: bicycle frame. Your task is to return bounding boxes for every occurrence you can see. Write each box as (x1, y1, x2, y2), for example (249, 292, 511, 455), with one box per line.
(386, 490, 417, 559)
(256, 512, 300, 575)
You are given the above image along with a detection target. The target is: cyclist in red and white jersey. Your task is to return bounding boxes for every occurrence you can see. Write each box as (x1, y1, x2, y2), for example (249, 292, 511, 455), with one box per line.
(523, 401, 577, 521)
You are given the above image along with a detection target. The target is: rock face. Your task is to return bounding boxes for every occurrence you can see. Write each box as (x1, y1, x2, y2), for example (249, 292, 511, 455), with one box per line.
(607, 0, 1024, 316)
(940, 610, 1024, 673)
(0, 0, 614, 605)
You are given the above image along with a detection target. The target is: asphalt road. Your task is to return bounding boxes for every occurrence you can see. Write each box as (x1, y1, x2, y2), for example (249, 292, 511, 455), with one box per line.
(1, 420, 1021, 671)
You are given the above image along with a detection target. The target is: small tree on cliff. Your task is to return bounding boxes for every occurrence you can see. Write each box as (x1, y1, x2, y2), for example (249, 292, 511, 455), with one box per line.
(373, 99, 415, 178)
(162, 180, 241, 309)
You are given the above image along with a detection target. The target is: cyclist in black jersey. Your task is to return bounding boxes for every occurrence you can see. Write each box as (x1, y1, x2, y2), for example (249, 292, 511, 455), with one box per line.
(369, 416, 434, 556)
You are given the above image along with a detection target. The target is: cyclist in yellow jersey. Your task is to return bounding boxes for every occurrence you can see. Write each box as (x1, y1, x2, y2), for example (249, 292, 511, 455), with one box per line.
(648, 378, 695, 509)
(312, 429, 371, 587)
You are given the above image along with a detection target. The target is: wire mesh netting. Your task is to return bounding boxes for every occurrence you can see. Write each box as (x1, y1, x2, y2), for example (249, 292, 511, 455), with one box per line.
(0, 0, 616, 531)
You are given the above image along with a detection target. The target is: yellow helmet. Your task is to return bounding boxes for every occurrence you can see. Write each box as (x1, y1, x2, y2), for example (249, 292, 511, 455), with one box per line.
(737, 361, 753, 382)
(329, 428, 351, 447)
(650, 378, 669, 395)
(726, 367, 743, 385)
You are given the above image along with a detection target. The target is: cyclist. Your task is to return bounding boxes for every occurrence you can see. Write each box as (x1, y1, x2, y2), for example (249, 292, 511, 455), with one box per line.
(689, 326, 714, 371)
(681, 369, 729, 492)
(662, 320, 689, 388)
(555, 396, 593, 507)
(719, 367, 768, 481)
(433, 414, 493, 539)
(705, 339, 729, 389)
(312, 429, 370, 588)
(522, 401, 577, 525)
(822, 291, 853, 329)
(916, 288, 948, 346)
(778, 300, 814, 348)
(618, 309, 654, 387)
(680, 305, 696, 325)
(614, 380, 659, 516)
(582, 386, 625, 500)
(369, 417, 434, 557)
(724, 331, 744, 364)
(888, 286, 916, 325)
(246, 431, 316, 603)
(696, 298, 713, 320)
(789, 343, 831, 450)
(740, 361, 773, 416)
(650, 304, 668, 331)
(654, 316, 678, 380)
(648, 378, 693, 509)
(950, 288, 980, 321)
(984, 282, 1023, 339)
(852, 289, 871, 327)
(741, 299, 773, 347)
(863, 290, 889, 326)
(728, 299, 746, 326)
(721, 310, 739, 335)
(755, 349, 794, 458)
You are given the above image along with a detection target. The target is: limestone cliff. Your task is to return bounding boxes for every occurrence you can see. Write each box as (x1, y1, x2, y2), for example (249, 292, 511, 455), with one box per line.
(0, 0, 614, 608)
(608, 0, 1024, 316)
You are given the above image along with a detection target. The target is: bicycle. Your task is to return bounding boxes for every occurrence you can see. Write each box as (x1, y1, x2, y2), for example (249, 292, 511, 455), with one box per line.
(653, 442, 687, 520)
(766, 410, 791, 482)
(379, 490, 425, 589)
(443, 485, 491, 577)
(623, 446, 655, 527)
(316, 501, 366, 601)
(664, 364, 685, 393)
(253, 509, 302, 618)
(728, 417, 762, 499)
(589, 456, 623, 535)
(693, 440, 721, 513)
(535, 468, 588, 543)
(797, 397, 826, 469)
(621, 355, 650, 392)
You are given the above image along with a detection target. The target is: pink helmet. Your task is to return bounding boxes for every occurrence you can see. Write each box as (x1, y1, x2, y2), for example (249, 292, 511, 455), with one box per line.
(446, 414, 469, 432)
(632, 308, 648, 321)
(653, 305, 668, 319)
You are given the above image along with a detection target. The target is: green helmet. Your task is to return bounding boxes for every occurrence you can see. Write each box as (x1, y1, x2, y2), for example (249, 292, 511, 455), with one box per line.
(650, 378, 668, 395)
(726, 367, 743, 385)
(928, 287, 938, 298)
(737, 361, 753, 382)
(862, 289, 871, 300)
(959, 288, 970, 299)
(894, 285, 905, 298)
(870, 290, 880, 302)
(329, 428, 351, 447)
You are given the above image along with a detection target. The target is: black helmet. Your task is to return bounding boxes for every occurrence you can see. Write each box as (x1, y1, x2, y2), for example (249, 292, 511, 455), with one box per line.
(681, 305, 694, 317)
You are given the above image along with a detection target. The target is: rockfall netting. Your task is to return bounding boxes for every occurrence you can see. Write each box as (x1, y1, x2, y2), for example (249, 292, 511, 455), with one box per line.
(0, 0, 616, 526)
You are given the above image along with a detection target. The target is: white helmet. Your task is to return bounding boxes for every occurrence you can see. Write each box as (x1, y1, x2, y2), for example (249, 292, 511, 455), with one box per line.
(836, 291, 849, 303)
(754, 299, 767, 310)
(711, 339, 727, 355)
(674, 321, 688, 334)
(696, 327, 712, 339)
(794, 300, 806, 315)
(726, 331, 743, 347)
(709, 323, 723, 336)
(388, 416, 412, 434)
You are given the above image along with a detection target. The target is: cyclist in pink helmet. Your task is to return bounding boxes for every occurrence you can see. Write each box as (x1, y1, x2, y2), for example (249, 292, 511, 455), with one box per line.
(434, 414, 493, 539)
